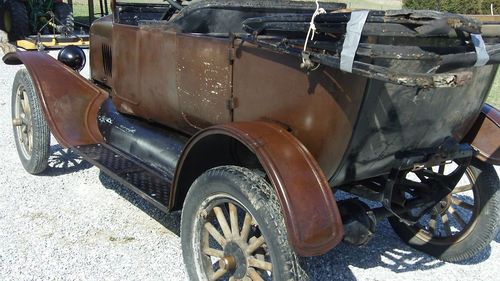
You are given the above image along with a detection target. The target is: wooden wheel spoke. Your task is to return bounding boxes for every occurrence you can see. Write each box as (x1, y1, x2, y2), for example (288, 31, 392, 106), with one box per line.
(428, 213, 437, 236)
(448, 206, 467, 229)
(247, 268, 264, 281)
(214, 206, 232, 239)
(240, 212, 252, 242)
(228, 202, 239, 239)
(415, 171, 428, 183)
(248, 257, 272, 271)
(202, 228, 223, 258)
(246, 236, 265, 255)
(451, 197, 475, 212)
(21, 95, 30, 115)
(21, 115, 30, 125)
(438, 164, 445, 175)
(28, 132, 33, 152)
(204, 222, 227, 247)
(210, 268, 227, 281)
(203, 247, 224, 258)
(441, 213, 452, 236)
(452, 184, 473, 194)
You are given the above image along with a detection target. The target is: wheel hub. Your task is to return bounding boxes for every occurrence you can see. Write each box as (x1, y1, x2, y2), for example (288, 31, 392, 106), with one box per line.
(432, 195, 452, 215)
(223, 241, 248, 279)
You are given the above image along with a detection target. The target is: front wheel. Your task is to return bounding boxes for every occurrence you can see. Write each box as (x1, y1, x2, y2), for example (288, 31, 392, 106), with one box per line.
(181, 166, 305, 281)
(389, 158, 500, 262)
(11, 69, 50, 174)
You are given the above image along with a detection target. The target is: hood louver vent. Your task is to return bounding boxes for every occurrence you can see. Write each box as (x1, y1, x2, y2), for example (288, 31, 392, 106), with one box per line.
(102, 44, 112, 77)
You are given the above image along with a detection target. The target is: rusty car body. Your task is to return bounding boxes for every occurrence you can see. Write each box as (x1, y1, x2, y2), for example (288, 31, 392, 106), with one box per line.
(4, 0, 500, 280)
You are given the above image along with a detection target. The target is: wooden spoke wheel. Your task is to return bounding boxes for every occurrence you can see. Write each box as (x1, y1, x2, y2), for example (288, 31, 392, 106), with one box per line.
(11, 69, 50, 174)
(200, 200, 273, 281)
(389, 158, 500, 262)
(181, 166, 304, 281)
(13, 81, 33, 160)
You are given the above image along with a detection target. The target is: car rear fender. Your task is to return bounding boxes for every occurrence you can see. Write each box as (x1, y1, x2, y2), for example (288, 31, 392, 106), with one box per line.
(464, 104, 500, 165)
(170, 121, 344, 256)
(3, 51, 107, 147)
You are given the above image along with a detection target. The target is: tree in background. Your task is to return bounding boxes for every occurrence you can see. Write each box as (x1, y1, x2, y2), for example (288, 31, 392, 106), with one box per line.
(403, 0, 500, 14)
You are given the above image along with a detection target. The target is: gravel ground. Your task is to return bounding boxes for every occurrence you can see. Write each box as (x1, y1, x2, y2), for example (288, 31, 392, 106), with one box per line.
(0, 50, 499, 281)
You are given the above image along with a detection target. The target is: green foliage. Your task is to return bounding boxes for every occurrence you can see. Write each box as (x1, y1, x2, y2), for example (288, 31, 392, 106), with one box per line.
(488, 69, 500, 109)
(403, 0, 500, 14)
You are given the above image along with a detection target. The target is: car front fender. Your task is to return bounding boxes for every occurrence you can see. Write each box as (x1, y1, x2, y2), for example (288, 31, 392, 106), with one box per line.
(3, 51, 107, 147)
(171, 121, 344, 256)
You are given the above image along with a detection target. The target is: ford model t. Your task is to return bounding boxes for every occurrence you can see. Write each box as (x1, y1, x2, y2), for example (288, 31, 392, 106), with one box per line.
(3, 0, 500, 280)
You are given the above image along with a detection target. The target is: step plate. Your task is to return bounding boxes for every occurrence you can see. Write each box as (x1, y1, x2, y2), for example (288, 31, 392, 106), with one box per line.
(73, 144, 171, 212)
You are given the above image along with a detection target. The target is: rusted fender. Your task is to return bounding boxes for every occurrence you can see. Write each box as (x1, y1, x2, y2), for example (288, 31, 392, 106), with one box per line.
(3, 51, 107, 147)
(171, 121, 344, 256)
(464, 104, 500, 165)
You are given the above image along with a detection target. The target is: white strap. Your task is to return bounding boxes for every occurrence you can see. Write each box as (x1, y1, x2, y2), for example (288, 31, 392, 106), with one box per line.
(471, 34, 489, 67)
(302, 0, 326, 65)
(340, 10, 369, 73)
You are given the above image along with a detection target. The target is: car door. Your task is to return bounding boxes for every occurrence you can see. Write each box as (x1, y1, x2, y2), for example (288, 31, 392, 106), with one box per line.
(175, 33, 233, 131)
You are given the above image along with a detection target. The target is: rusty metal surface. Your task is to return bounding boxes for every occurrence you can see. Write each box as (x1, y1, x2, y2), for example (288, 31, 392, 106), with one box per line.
(90, 15, 113, 88)
(135, 26, 186, 131)
(110, 23, 141, 114)
(465, 104, 500, 165)
(232, 42, 367, 182)
(171, 121, 344, 257)
(176, 33, 232, 130)
(3, 52, 107, 148)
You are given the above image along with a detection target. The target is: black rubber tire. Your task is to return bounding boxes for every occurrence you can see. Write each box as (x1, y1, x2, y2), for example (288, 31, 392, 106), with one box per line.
(52, 2, 73, 34)
(388, 158, 500, 262)
(181, 166, 306, 281)
(3, 0, 30, 41)
(11, 69, 50, 175)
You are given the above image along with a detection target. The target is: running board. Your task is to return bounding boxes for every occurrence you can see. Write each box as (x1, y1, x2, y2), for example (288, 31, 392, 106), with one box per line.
(72, 144, 172, 213)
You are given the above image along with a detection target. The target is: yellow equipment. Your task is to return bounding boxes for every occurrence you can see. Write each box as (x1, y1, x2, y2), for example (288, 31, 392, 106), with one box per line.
(15, 34, 89, 50)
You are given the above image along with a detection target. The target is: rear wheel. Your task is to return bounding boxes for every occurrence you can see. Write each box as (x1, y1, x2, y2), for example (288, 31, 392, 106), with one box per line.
(389, 159, 500, 262)
(2, 0, 30, 41)
(11, 69, 50, 174)
(181, 166, 305, 281)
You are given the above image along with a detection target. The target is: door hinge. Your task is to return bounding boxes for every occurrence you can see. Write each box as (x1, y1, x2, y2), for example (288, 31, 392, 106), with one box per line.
(228, 46, 236, 64)
(226, 97, 238, 110)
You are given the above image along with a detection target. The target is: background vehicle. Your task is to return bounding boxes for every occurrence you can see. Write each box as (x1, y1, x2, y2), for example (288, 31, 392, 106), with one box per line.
(0, 0, 73, 41)
(3, 0, 500, 280)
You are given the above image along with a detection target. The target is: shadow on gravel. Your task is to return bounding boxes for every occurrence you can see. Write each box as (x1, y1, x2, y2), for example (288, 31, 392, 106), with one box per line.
(97, 171, 182, 236)
(86, 171, 496, 281)
(302, 219, 494, 280)
(42, 145, 93, 176)
(494, 229, 500, 243)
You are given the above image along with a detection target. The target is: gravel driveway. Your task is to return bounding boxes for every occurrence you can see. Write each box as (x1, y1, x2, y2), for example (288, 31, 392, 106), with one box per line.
(0, 50, 499, 281)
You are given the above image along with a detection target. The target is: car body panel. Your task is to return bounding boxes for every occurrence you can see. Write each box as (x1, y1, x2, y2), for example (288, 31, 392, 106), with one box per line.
(171, 121, 344, 256)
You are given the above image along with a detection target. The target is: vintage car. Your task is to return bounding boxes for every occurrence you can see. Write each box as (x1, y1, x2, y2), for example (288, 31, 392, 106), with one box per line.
(3, 0, 500, 280)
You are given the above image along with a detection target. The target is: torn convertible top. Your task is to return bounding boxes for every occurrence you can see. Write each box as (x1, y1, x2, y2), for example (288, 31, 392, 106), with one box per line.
(239, 9, 500, 88)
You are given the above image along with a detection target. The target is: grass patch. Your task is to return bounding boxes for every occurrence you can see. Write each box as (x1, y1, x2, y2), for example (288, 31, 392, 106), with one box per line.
(488, 69, 500, 108)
